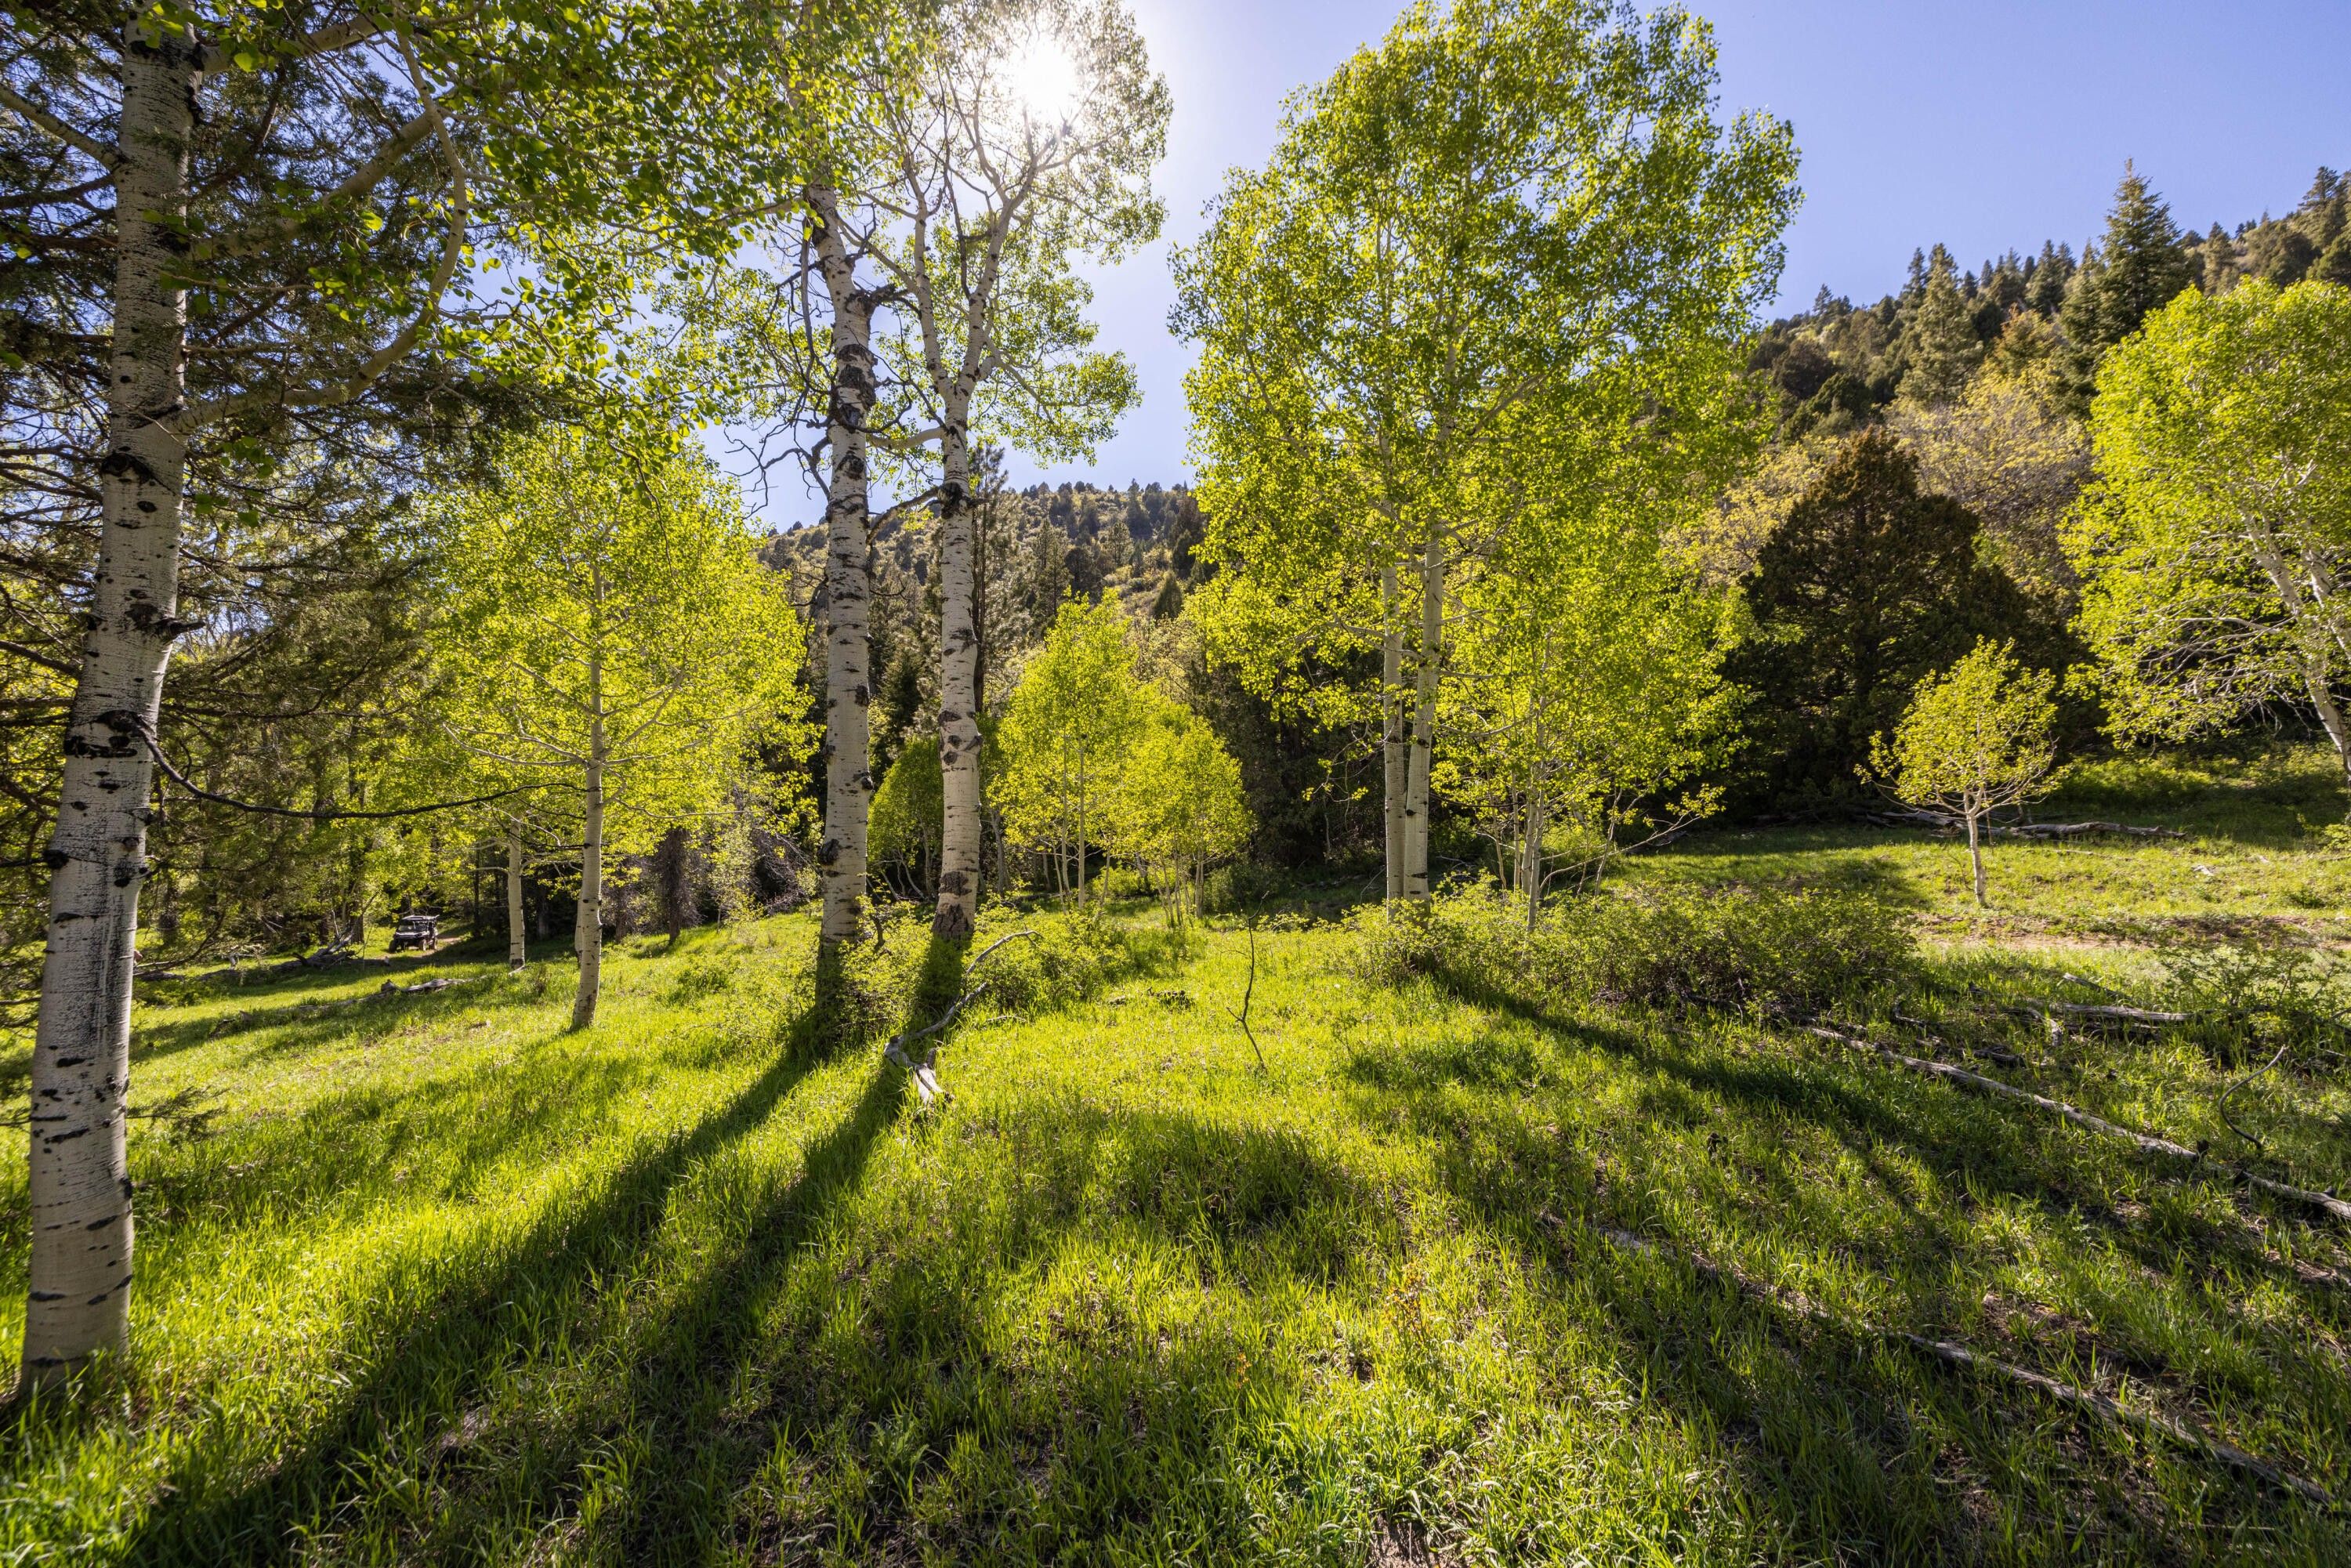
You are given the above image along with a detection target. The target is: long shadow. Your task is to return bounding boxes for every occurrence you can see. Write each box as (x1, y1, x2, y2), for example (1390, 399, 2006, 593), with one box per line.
(1410, 957, 2351, 1273)
(571, 1095, 1386, 1562)
(129, 965, 546, 1065)
(117, 1081, 1387, 1562)
(107, 1027, 840, 1563)
(1342, 994, 2351, 1559)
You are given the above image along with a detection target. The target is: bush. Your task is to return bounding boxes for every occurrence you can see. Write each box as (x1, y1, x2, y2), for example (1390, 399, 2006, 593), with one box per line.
(1346, 880, 1912, 1016)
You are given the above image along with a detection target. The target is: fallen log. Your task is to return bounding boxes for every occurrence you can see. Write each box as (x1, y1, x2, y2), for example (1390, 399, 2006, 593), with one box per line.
(1863, 812, 2183, 841)
(2000, 820, 2185, 840)
(1802, 1021, 2351, 1226)
(378, 975, 490, 997)
(2016, 998, 2193, 1028)
(1555, 1213, 2335, 1508)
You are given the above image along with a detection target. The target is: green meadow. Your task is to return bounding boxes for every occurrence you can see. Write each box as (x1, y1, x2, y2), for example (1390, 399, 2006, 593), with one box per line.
(0, 751, 2344, 1564)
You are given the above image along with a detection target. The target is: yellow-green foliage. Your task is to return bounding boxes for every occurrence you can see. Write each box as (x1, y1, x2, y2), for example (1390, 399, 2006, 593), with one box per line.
(1111, 705, 1251, 918)
(1875, 638, 2061, 818)
(2069, 280, 2351, 752)
(992, 599, 1150, 893)
(868, 739, 943, 884)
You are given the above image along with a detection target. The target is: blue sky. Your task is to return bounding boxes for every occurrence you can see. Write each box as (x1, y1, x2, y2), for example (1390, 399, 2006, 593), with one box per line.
(998, 0, 2351, 494)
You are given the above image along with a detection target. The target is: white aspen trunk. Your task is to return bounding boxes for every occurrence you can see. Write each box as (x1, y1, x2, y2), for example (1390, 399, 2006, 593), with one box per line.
(809, 190, 878, 956)
(1400, 532, 1444, 902)
(505, 826, 527, 969)
(21, 30, 197, 1387)
(933, 404, 981, 940)
(1074, 737, 1089, 908)
(2253, 532, 2351, 791)
(1521, 788, 1545, 930)
(1522, 636, 1549, 929)
(1965, 809, 1987, 908)
(1381, 562, 1406, 903)
(572, 672, 606, 1030)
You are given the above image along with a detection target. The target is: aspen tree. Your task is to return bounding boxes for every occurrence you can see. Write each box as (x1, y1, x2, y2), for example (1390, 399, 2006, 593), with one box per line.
(2, 0, 847, 1386)
(1177, 0, 1796, 903)
(425, 429, 806, 1030)
(858, 0, 1167, 939)
(1873, 640, 2061, 908)
(2068, 281, 2351, 795)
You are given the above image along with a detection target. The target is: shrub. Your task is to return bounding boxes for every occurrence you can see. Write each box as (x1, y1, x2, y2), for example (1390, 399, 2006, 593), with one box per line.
(1346, 880, 1912, 1016)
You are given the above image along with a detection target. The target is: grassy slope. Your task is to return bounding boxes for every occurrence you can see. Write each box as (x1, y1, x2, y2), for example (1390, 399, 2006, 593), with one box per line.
(0, 750, 2346, 1564)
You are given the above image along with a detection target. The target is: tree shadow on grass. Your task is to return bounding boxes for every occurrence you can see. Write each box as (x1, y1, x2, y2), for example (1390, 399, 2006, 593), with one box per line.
(106, 1086, 1388, 1563)
(1340, 998, 2351, 1563)
(95, 1024, 844, 1564)
(1407, 958, 2351, 1293)
(88, 919, 1395, 1564)
(127, 965, 549, 1065)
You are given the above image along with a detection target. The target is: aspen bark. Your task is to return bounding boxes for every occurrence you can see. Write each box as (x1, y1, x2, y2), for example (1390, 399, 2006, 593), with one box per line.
(573, 745, 605, 1030)
(22, 30, 197, 1387)
(1965, 809, 1987, 908)
(1380, 562, 1406, 903)
(933, 408, 981, 940)
(809, 190, 878, 957)
(1400, 531, 1444, 901)
(505, 826, 527, 969)
(1521, 788, 1545, 930)
(2252, 532, 2351, 790)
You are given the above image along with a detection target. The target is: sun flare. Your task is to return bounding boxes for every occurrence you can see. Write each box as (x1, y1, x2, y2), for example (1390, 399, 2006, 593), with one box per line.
(1005, 36, 1081, 127)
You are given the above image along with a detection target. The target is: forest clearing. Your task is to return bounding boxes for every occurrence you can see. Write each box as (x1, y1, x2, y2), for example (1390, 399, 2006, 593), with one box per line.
(0, 749, 2345, 1563)
(9, 0, 2351, 1561)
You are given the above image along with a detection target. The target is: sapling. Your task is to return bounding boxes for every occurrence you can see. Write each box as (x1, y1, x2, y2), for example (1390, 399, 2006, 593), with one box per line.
(1873, 639, 2062, 908)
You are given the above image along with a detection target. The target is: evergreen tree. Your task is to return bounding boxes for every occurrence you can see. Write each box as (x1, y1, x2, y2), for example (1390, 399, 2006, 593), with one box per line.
(1729, 429, 2034, 805)
(1027, 523, 1071, 636)
(872, 650, 926, 777)
(1898, 244, 1981, 404)
(2056, 165, 2195, 413)
(2023, 241, 2073, 315)
(1150, 571, 1186, 620)
(1066, 531, 1107, 603)
(2194, 223, 2241, 294)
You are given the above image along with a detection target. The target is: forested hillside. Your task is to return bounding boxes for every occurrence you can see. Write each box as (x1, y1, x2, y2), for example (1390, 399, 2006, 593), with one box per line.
(5, 0, 2351, 1561)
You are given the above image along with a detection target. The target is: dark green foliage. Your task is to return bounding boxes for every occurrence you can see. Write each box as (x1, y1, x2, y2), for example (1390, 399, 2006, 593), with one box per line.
(1727, 429, 2038, 806)
(1896, 244, 1980, 403)
(2055, 165, 2196, 415)
(871, 650, 927, 777)
(1187, 645, 1381, 868)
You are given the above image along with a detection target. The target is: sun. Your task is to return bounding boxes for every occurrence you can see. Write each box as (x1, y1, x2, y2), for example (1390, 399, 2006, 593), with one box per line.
(1005, 36, 1081, 128)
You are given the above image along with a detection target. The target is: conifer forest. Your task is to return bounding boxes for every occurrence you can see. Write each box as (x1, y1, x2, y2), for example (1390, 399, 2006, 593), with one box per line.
(6, 1, 2351, 1562)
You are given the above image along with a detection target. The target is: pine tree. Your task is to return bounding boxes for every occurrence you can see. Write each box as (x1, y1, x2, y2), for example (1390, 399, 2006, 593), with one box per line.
(2194, 223, 2241, 294)
(1150, 571, 1186, 620)
(1028, 523, 1071, 636)
(2056, 165, 2194, 414)
(1898, 244, 1981, 404)
(2023, 241, 2073, 315)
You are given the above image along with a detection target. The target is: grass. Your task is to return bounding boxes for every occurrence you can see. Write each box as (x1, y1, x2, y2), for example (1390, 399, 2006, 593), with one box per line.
(0, 748, 2346, 1563)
